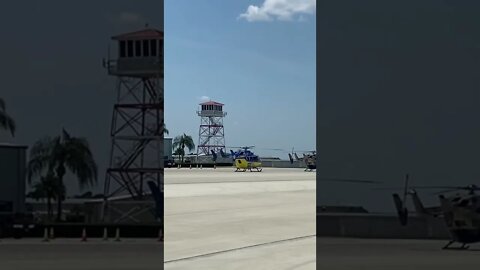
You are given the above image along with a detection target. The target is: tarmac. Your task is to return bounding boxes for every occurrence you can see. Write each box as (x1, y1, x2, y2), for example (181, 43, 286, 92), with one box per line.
(2, 167, 479, 269)
(317, 237, 480, 270)
(0, 239, 163, 270)
(164, 167, 316, 270)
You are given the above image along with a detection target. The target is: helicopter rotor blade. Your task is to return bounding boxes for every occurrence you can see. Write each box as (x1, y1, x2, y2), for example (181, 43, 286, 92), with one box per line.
(431, 189, 460, 195)
(411, 185, 480, 190)
(372, 187, 407, 191)
(318, 178, 382, 184)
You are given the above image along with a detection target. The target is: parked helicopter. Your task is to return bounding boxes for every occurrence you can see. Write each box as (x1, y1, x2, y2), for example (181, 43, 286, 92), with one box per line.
(230, 146, 262, 172)
(289, 150, 316, 171)
(388, 174, 480, 250)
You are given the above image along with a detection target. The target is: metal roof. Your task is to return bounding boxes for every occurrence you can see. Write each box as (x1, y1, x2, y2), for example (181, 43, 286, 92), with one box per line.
(0, 143, 28, 149)
(112, 28, 163, 40)
(200, 101, 224, 106)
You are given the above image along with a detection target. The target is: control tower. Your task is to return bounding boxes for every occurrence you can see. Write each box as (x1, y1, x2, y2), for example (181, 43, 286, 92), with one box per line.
(102, 28, 164, 223)
(197, 101, 227, 156)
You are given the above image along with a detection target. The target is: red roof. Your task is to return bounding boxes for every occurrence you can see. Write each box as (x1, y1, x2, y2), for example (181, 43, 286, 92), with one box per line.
(112, 28, 163, 40)
(200, 101, 224, 106)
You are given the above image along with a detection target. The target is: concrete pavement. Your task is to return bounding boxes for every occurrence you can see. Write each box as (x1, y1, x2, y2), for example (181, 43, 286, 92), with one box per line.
(317, 237, 480, 270)
(164, 167, 316, 269)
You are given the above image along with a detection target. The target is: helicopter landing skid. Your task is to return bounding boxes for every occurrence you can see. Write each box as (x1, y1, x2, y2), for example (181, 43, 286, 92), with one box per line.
(442, 241, 470, 250)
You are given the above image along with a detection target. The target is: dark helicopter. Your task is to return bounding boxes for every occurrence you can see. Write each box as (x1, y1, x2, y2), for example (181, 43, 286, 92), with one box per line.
(388, 174, 480, 250)
(289, 150, 316, 171)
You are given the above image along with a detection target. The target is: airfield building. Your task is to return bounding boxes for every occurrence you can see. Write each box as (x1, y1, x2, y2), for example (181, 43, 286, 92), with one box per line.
(164, 137, 173, 160)
(0, 144, 27, 214)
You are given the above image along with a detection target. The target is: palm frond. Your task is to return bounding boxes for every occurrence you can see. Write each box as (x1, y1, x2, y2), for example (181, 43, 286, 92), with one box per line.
(62, 128, 71, 141)
(63, 136, 98, 189)
(172, 135, 183, 149)
(161, 122, 169, 135)
(0, 110, 16, 136)
(27, 136, 59, 183)
(183, 134, 195, 151)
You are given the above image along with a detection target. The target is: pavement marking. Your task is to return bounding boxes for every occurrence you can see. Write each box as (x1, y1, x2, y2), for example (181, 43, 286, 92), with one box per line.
(164, 234, 316, 264)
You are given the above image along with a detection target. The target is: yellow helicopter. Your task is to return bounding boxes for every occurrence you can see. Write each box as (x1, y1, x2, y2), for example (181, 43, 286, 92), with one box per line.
(230, 146, 263, 172)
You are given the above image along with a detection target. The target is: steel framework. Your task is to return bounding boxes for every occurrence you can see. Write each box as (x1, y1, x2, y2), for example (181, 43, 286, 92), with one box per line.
(197, 109, 227, 156)
(104, 76, 163, 200)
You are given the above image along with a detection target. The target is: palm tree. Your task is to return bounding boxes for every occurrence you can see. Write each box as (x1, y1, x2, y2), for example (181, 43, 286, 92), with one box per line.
(173, 147, 184, 163)
(0, 98, 15, 136)
(27, 173, 63, 221)
(27, 129, 98, 221)
(163, 123, 169, 135)
(173, 133, 195, 164)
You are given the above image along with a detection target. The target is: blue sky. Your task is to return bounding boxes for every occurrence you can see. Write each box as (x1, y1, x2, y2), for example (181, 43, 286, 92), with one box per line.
(164, 0, 316, 158)
(0, 0, 162, 195)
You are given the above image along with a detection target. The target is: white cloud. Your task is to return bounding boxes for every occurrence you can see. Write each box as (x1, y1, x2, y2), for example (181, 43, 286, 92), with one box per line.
(118, 12, 145, 24)
(199, 96, 211, 103)
(107, 12, 147, 26)
(239, 0, 316, 22)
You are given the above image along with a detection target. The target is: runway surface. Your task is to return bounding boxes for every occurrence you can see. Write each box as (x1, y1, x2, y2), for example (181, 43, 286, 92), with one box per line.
(0, 239, 163, 270)
(164, 167, 316, 270)
(317, 237, 480, 270)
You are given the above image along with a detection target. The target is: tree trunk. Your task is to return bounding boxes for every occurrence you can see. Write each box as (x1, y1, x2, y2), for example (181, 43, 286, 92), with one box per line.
(47, 197, 52, 222)
(181, 143, 185, 164)
(55, 172, 65, 222)
(56, 194, 62, 222)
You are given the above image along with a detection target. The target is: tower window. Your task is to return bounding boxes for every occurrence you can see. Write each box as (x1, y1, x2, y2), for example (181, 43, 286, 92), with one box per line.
(119, 41, 126, 58)
(135, 40, 141, 57)
(150, 40, 157, 56)
(143, 40, 150, 57)
(127, 40, 134, 57)
(159, 40, 163, 57)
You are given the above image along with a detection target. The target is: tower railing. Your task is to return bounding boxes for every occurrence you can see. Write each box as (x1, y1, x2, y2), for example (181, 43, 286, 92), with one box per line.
(106, 58, 163, 77)
(196, 110, 227, 117)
